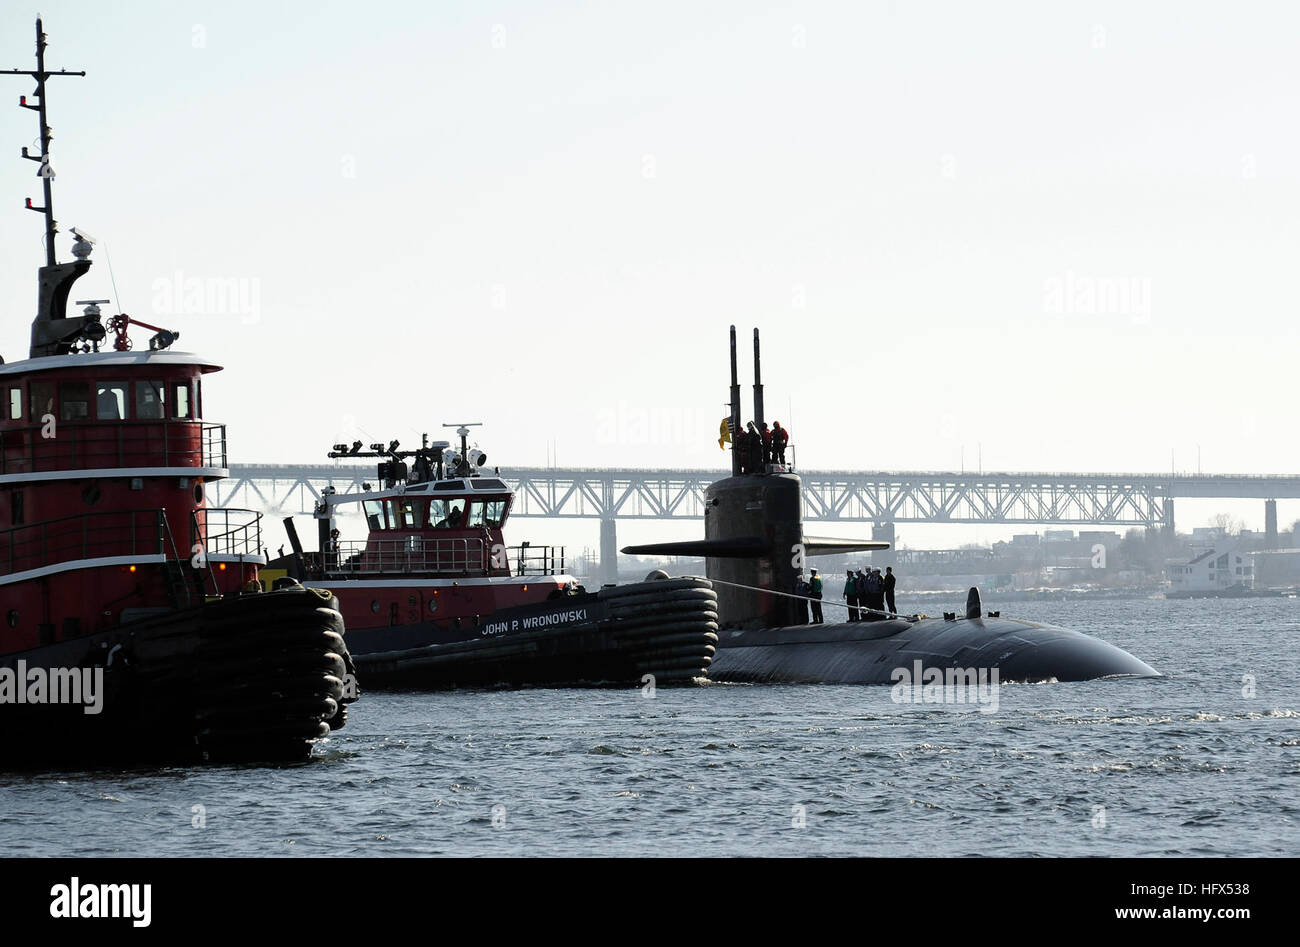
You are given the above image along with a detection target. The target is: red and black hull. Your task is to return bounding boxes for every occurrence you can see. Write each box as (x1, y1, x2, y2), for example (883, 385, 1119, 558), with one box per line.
(347, 577, 718, 689)
(0, 587, 357, 767)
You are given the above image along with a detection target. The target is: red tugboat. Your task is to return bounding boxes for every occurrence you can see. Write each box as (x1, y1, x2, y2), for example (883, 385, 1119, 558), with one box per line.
(0, 19, 356, 765)
(266, 425, 719, 688)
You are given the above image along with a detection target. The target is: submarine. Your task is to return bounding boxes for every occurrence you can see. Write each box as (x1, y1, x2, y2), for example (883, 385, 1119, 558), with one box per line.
(622, 327, 1158, 685)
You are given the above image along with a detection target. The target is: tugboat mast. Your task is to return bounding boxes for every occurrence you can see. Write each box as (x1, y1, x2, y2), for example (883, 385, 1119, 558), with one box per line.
(1, 17, 85, 267)
(3, 19, 109, 358)
(443, 422, 483, 460)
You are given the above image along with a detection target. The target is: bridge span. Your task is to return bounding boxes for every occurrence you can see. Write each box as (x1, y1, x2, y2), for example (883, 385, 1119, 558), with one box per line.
(214, 465, 1299, 579)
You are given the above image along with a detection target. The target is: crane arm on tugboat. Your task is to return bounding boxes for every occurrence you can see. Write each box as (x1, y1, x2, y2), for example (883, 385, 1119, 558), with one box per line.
(105, 312, 180, 352)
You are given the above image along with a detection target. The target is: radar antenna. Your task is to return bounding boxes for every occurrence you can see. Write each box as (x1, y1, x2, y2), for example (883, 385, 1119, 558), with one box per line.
(442, 422, 488, 476)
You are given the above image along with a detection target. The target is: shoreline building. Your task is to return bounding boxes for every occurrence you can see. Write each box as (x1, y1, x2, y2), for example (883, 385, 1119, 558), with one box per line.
(1167, 545, 1253, 594)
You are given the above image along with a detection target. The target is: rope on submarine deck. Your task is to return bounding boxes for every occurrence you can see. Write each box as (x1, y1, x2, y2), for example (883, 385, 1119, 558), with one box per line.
(699, 576, 926, 621)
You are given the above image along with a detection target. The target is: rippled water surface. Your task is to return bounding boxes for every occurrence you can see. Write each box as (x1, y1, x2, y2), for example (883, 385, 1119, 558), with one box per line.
(2, 597, 1297, 856)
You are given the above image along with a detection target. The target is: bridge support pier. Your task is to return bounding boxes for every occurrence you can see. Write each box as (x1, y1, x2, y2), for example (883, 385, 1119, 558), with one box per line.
(871, 522, 895, 568)
(599, 516, 618, 586)
(1266, 499, 1278, 549)
(1162, 498, 1176, 539)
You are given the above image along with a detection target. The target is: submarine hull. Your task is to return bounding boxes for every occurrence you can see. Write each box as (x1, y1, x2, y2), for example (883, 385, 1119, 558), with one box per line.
(708, 615, 1158, 684)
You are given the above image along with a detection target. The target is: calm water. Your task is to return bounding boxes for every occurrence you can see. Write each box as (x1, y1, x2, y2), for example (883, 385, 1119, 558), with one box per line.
(2, 597, 1297, 857)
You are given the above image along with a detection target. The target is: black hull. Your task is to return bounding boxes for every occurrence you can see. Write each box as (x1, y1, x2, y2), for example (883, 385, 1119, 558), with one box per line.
(352, 577, 718, 689)
(0, 588, 358, 767)
(708, 615, 1159, 684)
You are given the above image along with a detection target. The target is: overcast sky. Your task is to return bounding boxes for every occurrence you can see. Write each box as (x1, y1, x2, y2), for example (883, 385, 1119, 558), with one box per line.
(3, 1, 1298, 549)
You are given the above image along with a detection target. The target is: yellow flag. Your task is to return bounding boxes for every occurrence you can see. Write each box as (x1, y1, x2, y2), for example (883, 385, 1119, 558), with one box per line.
(718, 418, 731, 450)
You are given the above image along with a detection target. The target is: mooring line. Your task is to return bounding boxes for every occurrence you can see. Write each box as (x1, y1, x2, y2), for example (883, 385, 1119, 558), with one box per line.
(699, 576, 925, 621)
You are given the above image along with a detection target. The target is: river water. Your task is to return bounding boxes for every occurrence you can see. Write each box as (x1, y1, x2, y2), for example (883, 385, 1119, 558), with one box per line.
(1, 597, 1296, 857)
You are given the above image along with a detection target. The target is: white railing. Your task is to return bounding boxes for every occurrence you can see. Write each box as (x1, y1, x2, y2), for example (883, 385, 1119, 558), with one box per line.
(327, 537, 488, 575)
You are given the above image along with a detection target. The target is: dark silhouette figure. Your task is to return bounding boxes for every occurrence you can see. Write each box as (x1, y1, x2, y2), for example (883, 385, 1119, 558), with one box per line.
(884, 566, 897, 615)
(771, 421, 789, 465)
(872, 568, 887, 614)
(860, 568, 884, 617)
(745, 422, 763, 473)
(735, 427, 750, 474)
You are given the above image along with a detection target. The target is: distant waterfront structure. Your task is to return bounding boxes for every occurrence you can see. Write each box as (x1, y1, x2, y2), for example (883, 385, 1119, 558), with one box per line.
(1168, 545, 1254, 594)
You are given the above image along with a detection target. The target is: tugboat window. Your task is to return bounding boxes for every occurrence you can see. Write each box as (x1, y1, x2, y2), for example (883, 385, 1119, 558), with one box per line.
(135, 381, 166, 419)
(428, 499, 463, 529)
(30, 381, 53, 421)
(96, 382, 127, 420)
(465, 501, 508, 529)
(59, 381, 89, 420)
(7, 386, 21, 420)
(480, 500, 508, 529)
(363, 499, 388, 531)
(172, 382, 191, 419)
(392, 498, 420, 529)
